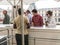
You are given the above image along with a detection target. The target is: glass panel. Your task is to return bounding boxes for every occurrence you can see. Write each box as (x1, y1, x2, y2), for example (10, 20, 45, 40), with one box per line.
(55, 18, 57, 22)
(58, 18, 60, 22)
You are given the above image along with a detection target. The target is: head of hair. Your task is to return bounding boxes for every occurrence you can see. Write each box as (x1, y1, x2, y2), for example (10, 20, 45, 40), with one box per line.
(32, 9, 37, 13)
(26, 10, 30, 13)
(47, 10, 53, 16)
(18, 8, 21, 15)
(3, 10, 7, 14)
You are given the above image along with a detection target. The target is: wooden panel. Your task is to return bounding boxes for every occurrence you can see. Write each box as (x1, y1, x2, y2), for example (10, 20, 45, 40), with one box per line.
(29, 38, 34, 45)
(29, 29, 60, 39)
(36, 39, 60, 45)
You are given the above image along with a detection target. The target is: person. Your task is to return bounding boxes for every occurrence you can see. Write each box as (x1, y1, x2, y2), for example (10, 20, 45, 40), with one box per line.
(32, 9, 44, 27)
(26, 10, 33, 26)
(13, 8, 30, 45)
(24, 12, 26, 16)
(45, 10, 56, 27)
(3, 10, 10, 24)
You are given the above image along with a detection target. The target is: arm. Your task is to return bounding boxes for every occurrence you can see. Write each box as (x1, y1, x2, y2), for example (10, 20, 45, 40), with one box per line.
(45, 17, 49, 26)
(25, 16, 30, 29)
(26, 23, 30, 29)
(13, 20, 17, 29)
(31, 16, 34, 26)
(45, 21, 49, 26)
(40, 17, 44, 26)
(48, 18, 56, 27)
(32, 22, 34, 26)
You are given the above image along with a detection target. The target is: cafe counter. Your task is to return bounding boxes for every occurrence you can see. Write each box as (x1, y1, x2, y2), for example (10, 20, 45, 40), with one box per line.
(29, 25, 60, 45)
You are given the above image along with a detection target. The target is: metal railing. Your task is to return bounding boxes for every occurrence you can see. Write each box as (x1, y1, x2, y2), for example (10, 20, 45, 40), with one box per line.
(0, 29, 14, 45)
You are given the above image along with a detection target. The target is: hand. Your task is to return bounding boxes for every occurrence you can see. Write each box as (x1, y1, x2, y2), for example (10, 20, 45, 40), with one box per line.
(27, 23, 30, 29)
(46, 23, 48, 26)
(45, 21, 49, 23)
(45, 21, 48, 26)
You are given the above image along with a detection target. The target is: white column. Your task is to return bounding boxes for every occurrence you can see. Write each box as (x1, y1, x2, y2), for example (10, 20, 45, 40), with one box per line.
(21, 0, 24, 45)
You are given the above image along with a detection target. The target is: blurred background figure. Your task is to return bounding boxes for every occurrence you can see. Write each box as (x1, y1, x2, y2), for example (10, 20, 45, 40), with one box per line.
(3, 10, 10, 24)
(24, 12, 27, 16)
(26, 10, 33, 26)
(32, 9, 44, 27)
(45, 10, 56, 27)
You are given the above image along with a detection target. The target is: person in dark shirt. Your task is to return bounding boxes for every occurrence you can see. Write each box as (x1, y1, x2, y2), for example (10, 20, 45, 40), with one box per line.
(32, 9, 44, 27)
(3, 10, 10, 24)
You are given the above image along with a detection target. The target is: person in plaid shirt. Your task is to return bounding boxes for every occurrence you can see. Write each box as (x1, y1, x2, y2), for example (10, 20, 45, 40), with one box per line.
(32, 9, 44, 27)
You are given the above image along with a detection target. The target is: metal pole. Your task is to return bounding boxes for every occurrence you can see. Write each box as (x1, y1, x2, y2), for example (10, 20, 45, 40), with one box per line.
(21, 0, 24, 45)
(7, 0, 20, 19)
(7, 0, 13, 5)
(14, 0, 15, 5)
(14, 0, 16, 18)
(11, 29, 13, 45)
(7, 29, 10, 45)
(16, 0, 20, 5)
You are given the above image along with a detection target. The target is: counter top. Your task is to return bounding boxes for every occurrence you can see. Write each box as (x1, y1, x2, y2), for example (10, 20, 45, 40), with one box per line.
(0, 24, 13, 30)
(30, 25, 60, 30)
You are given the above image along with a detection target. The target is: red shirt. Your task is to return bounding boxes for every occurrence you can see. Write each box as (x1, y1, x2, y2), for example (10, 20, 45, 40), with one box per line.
(32, 14, 43, 27)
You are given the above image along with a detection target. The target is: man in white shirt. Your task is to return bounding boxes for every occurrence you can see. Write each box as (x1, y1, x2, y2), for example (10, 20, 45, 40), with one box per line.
(26, 10, 33, 26)
(45, 10, 56, 27)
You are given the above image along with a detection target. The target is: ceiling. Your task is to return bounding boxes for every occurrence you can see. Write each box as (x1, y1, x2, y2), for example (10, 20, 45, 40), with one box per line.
(0, 0, 38, 5)
(0, 0, 60, 10)
(35, 0, 60, 9)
